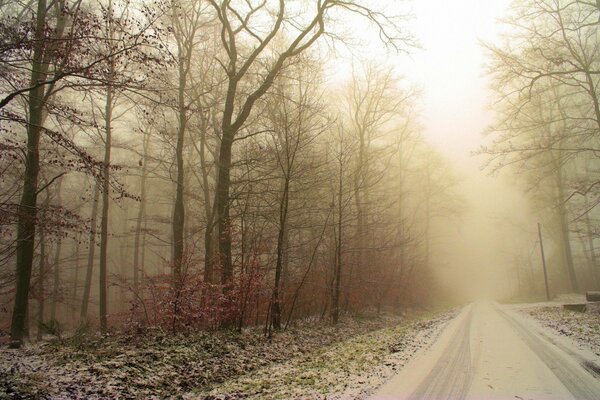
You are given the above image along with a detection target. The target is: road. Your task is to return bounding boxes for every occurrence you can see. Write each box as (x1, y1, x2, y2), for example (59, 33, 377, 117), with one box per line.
(373, 301, 600, 400)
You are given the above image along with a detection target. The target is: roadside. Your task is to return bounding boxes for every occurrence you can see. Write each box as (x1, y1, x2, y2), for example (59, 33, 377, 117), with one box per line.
(0, 310, 455, 399)
(193, 311, 456, 399)
(513, 295, 600, 359)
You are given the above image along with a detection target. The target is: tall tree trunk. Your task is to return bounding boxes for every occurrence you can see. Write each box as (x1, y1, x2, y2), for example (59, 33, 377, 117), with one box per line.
(133, 132, 149, 295)
(140, 215, 148, 299)
(170, 1, 199, 286)
(99, 85, 113, 331)
(172, 60, 187, 284)
(80, 183, 100, 321)
(36, 227, 47, 340)
(216, 131, 234, 286)
(199, 114, 214, 284)
(584, 197, 600, 288)
(270, 178, 290, 331)
(556, 159, 579, 293)
(51, 178, 63, 321)
(98, 0, 116, 331)
(352, 133, 365, 309)
(332, 142, 344, 325)
(72, 237, 80, 309)
(424, 161, 431, 271)
(10, 0, 47, 348)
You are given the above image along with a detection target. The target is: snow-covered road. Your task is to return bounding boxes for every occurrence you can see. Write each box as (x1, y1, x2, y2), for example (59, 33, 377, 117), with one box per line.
(373, 301, 600, 400)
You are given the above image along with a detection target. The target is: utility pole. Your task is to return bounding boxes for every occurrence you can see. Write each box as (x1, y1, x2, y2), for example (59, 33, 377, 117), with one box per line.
(538, 223, 551, 301)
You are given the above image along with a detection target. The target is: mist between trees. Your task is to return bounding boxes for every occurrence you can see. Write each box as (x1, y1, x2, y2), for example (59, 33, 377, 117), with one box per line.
(480, 0, 600, 300)
(2, 0, 463, 348)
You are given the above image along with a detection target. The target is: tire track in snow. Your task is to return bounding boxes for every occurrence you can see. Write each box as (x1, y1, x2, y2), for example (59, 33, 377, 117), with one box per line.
(407, 306, 473, 400)
(496, 305, 600, 400)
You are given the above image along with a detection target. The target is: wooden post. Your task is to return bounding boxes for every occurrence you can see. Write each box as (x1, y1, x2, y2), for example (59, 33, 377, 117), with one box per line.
(538, 223, 550, 301)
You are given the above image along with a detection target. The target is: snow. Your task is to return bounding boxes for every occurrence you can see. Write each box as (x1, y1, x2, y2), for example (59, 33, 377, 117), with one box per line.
(4, 299, 598, 399)
(372, 300, 600, 400)
(0, 311, 455, 399)
(191, 311, 457, 399)
(516, 300, 600, 360)
(374, 304, 472, 399)
(466, 302, 577, 400)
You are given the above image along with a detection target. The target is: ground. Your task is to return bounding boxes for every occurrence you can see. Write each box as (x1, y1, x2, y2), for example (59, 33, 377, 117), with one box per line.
(3, 298, 598, 400)
(374, 298, 600, 400)
(517, 299, 600, 359)
(0, 310, 454, 399)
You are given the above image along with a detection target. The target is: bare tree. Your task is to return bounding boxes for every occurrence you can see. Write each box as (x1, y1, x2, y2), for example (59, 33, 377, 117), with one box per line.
(205, 1, 411, 309)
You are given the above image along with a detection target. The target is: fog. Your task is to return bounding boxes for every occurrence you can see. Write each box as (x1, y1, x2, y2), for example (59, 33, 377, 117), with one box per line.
(333, 0, 540, 302)
(2, 0, 599, 346)
(411, 0, 539, 302)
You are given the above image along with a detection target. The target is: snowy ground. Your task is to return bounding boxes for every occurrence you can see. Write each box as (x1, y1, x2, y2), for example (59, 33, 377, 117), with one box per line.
(7, 299, 595, 400)
(0, 310, 455, 399)
(515, 297, 600, 359)
(192, 312, 455, 399)
(374, 299, 600, 400)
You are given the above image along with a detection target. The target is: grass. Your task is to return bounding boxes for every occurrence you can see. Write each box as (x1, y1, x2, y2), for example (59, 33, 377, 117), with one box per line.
(201, 311, 455, 399)
(0, 310, 455, 399)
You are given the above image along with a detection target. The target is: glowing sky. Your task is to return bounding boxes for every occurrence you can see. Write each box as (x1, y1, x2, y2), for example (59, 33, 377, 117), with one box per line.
(323, 0, 538, 299)
(404, 0, 537, 300)
(404, 0, 510, 160)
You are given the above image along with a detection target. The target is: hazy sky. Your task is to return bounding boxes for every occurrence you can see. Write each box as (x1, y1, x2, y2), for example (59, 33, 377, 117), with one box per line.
(323, 0, 538, 299)
(401, 0, 537, 300)
(405, 0, 509, 159)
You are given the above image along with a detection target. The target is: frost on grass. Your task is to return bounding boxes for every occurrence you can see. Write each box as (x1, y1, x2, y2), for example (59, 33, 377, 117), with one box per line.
(195, 311, 456, 400)
(522, 303, 600, 358)
(0, 311, 453, 399)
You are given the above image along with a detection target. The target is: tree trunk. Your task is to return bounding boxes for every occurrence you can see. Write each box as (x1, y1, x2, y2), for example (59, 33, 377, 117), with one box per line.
(99, 84, 113, 331)
(584, 197, 600, 288)
(216, 132, 234, 286)
(270, 178, 290, 331)
(332, 145, 344, 324)
(10, 0, 47, 348)
(50, 178, 63, 321)
(72, 236, 80, 309)
(172, 57, 187, 285)
(199, 114, 214, 284)
(556, 161, 579, 293)
(80, 183, 100, 322)
(133, 132, 149, 295)
(36, 227, 47, 340)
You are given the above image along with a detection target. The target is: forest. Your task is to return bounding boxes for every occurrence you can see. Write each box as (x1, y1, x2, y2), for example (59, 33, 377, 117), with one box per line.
(1, 0, 600, 398)
(0, 0, 463, 348)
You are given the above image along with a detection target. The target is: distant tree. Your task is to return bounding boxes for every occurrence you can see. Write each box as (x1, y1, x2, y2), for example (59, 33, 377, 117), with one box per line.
(264, 57, 327, 331)
(205, 1, 412, 314)
(168, 0, 211, 287)
(4, 0, 163, 344)
(342, 63, 415, 307)
(481, 0, 600, 293)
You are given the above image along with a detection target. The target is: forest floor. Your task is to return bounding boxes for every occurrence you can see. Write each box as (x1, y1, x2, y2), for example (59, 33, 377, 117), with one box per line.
(0, 309, 456, 399)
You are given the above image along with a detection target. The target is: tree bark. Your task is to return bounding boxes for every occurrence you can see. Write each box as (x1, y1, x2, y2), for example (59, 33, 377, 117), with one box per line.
(557, 174, 579, 292)
(72, 236, 80, 308)
(36, 227, 47, 340)
(332, 138, 344, 324)
(50, 178, 63, 321)
(10, 0, 48, 347)
(133, 132, 149, 295)
(80, 183, 100, 322)
(584, 197, 600, 288)
(99, 87, 112, 331)
(172, 56, 187, 284)
(271, 178, 290, 330)
(216, 131, 234, 286)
